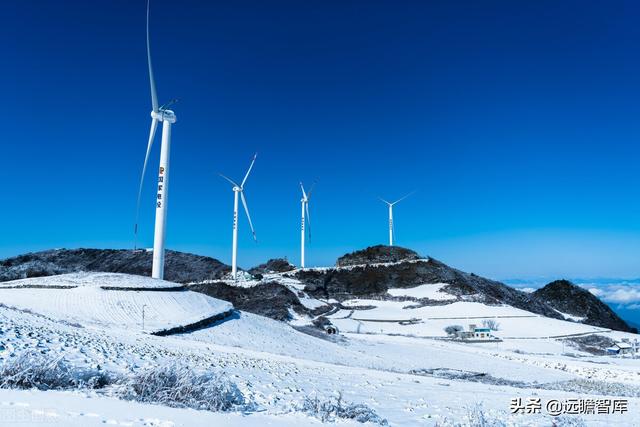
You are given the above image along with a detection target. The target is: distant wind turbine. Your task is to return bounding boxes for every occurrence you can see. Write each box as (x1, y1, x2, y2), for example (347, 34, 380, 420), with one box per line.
(134, 0, 177, 280)
(299, 182, 315, 269)
(220, 154, 258, 280)
(379, 192, 414, 246)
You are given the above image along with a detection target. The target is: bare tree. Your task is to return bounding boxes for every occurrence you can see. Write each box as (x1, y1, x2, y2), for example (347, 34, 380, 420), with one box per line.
(482, 319, 500, 331)
(444, 325, 464, 336)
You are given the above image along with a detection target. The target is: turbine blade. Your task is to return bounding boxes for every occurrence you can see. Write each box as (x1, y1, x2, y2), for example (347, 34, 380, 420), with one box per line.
(300, 182, 307, 200)
(378, 197, 391, 205)
(307, 181, 316, 199)
(146, 0, 159, 112)
(219, 173, 239, 187)
(391, 190, 416, 205)
(241, 153, 257, 188)
(305, 201, 311, 240)
(134, 118, 159, 244)
(240, 191, 257, 241)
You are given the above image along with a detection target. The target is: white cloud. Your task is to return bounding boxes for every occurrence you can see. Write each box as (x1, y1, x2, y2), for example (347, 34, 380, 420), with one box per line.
(580, 282, 640, 305)
(588, 287, 603, 297)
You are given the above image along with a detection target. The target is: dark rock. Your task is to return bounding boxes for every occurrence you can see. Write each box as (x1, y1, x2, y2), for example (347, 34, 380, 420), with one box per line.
(188, 281, 307, 321)
(296, 257, 564, 320)
(335, 245, 420, 267)
(0, 249, 229, 284)
(561, 334, 617, 355)
(248, 258, 296, 275)
(533, 280, 636, 333)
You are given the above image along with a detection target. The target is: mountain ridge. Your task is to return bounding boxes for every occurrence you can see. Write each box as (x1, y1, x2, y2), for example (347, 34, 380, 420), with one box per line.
(0, 246, 635, 333)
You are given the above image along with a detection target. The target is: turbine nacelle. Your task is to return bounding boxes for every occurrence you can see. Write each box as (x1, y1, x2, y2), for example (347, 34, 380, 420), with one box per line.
(151, 109, 177, 123)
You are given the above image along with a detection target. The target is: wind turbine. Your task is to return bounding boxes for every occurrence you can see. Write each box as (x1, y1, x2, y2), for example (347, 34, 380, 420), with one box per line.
(379, 192, 414, 247)
(220, 154, 258, 280)
(134, 0, 177, 280)
(299, 182, 315, 269)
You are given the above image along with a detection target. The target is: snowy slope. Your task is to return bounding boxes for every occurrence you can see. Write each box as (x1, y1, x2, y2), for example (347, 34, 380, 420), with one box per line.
(0, 388, 336, 427)
(0, 273, 232, 333)
(329, 299, 610, 338)
(387, 283, 456, 301)
(1, 301, 638, 427)
(0, 272, 182, 289)
(0, 272, 638, 426)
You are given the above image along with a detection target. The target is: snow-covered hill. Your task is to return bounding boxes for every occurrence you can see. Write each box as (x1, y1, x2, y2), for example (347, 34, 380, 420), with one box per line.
(0, 273, 232, 333)
(0, 254, 639, 426)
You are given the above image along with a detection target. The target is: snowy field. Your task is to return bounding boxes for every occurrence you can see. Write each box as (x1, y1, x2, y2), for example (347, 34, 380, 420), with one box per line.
(0, 272, 182, 289)
(330, 299, 611, 338)
(0, 273, 232, 333)
(387, 283, 456, 301)
(0, 272, 638, 426)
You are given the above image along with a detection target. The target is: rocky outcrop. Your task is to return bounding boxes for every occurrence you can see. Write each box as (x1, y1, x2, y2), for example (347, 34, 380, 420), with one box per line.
(335, 245, 420, 267)
(0, 249, 230, 284)
(248, 258, 296, 275)
(188, 281, 308, 321)
(533, 280, 636, 333)
(296, 255, 564, 320)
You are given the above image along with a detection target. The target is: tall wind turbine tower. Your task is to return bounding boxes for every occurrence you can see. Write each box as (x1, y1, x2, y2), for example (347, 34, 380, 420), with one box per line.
(299, 182, 314, 268)
(220, 154, 258, 280)
(379, 192, 414, 246)
(134, 0, 177, 280)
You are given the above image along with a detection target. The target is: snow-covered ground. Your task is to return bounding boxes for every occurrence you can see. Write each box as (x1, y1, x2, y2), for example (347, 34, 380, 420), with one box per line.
(0, 272, 181, 289)
(387, 283, 456, 301)
(0, 272, 638, 426)
(330, 299, 611, 338)
(0, 273, 232, 333)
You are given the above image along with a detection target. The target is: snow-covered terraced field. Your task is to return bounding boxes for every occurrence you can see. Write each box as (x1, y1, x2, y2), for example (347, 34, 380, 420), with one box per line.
(0, 273, 232, 333)
(0, 272, 182, 289)
(330, 300, 610, 338)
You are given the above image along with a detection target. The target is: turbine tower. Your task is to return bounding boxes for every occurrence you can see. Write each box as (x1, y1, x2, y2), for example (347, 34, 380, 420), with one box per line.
(220, 154, 258, 280)
(299, 182, 314, 269)
(379, 192, 414, 247)
(134, 0, 177, 280)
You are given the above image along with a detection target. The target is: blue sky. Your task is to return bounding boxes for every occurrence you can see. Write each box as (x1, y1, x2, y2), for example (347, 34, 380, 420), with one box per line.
(1, 0, 639, 283)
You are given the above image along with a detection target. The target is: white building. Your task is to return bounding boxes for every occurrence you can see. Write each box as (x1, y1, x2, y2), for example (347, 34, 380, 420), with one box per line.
(606, 342, 634, 355)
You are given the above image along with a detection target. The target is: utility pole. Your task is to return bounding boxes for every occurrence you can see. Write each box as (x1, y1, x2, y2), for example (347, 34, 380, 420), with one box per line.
(142, 304, 147, 331)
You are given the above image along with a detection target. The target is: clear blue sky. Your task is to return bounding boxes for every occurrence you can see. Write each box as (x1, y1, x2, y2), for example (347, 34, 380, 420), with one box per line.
(1, 0, 639, 279)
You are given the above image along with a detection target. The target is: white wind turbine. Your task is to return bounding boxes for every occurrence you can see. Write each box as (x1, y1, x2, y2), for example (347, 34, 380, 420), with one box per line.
(134, 0, 177, 280)
(379, 192, 414, 247)
(299, 182, 315, 269)
(220, 154, 258, 280)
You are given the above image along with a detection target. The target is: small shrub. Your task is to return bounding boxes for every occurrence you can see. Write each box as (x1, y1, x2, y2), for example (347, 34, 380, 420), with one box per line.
(300, 392, 387, 425)
(116, 362, 247, 412)
(444, 325, 464, 336)
(435, 403, 507, 427)
(481, 320, 500, 331)
(0, 350, 110, 390)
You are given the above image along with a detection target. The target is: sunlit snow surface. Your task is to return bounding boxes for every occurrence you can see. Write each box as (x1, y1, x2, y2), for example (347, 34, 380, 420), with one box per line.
(0, 273, 232, 333)
(0, 271, 638, 426)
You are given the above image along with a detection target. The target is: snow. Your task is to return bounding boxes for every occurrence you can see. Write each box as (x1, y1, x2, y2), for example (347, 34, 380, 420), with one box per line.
(329, 300, 610, 338)
(387, 283, 456, 301)
(0, 273, 232, 333)
(0, 272, 181, 289)
(0, 389, 333, 427)
(553, 308, 587, 323)
(0, 272, 638, 426)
